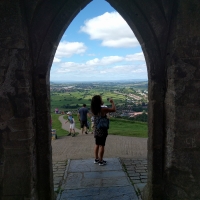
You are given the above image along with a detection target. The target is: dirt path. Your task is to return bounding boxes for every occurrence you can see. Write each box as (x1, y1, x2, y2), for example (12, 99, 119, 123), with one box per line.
(52, 115, 147, 161)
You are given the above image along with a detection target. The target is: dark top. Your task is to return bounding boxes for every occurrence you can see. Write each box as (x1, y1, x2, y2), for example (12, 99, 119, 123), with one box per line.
(94, 115, 108, 138)
(78, 107, 88, 121)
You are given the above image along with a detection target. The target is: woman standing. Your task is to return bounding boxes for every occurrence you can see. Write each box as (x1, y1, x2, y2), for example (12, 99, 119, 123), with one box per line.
(90, 95, 116, 166)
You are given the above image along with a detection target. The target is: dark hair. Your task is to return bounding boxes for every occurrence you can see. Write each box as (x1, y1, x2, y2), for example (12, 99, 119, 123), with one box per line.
(83, 104, 86, 107)
(91, 95, 102, 115)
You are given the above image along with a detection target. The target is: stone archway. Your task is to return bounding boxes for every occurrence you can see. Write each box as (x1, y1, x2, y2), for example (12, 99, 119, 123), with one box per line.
(31, 0, 169, 199)
(1, 1, 200, 199)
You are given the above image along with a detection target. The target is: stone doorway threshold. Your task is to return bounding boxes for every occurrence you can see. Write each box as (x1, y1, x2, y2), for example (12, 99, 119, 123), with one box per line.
(56, 158, 147, 200)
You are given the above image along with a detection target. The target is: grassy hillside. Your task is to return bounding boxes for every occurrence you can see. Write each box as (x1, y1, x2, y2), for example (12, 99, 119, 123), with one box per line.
(50, 91, 126, 112)
(109, 118, 147, 137)
(51, 82, 148, 138)
(52, 113, 148, 138)
(51, 114, 67, 137)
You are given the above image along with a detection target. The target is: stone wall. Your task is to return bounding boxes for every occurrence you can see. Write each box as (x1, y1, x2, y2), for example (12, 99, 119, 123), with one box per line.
(0, 0, 200, 199)
(0, 1, 37, 199)
(164, 0, 200, 199)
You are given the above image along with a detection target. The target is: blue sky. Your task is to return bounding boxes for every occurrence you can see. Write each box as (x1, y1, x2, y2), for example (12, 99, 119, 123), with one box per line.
(50, 0, 147, 82)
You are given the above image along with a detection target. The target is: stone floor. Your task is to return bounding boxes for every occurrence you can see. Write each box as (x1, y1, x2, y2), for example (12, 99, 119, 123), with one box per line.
(52, 116, 148, 199)
(120, 158, 147, 199)
(53, 158, 147, 200)
(53, 161, 68, 193)
(52, 116, 147, 161)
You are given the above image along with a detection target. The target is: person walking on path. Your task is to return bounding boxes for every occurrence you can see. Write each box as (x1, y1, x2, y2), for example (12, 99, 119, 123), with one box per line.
(78, 104, 89, 134)
(65, 112, 76, 137)
(91, 95, 116, 166)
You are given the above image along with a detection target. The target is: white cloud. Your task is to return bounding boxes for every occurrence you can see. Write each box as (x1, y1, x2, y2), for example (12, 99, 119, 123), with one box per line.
(55, 41, 87, 58)
(53, 57, 61, 63)
(102, 38, 139, 48)
(51, 61, 147, 81)
(80, 12, 140, 48)
(125, 52, 145, 61)
(100, 64, 147, 74)
(58, 62, 93, 73)
(85, 56, 123, 66)
(55, 52, 146, 78)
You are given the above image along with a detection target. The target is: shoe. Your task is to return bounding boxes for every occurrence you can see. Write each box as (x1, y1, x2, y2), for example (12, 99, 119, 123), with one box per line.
(72, 134, 75, 137)
(102, 160, 107, 165)
(85, 132, 88, 134)
(68, 133, 71, 136)
(99, 161, 106, 166)
(94, 159, 99, 164)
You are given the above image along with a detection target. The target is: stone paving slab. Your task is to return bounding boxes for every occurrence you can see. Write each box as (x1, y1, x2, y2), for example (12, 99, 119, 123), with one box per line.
(84, 170, 126, 178)
(120, 158, 148, 199)
(60, 186, 138, 200)
(63, 172, 130, 189)
(53, 161, 67, 192)
(54, 158, 148, 199)
(57, 158, 138, 200)
(67, 158, 122, 172)
(53, 115, 148, 199)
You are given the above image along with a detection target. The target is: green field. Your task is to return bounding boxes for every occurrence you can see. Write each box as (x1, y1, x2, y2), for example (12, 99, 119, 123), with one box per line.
(51, 81, 148, 138)
(109, 118, 147, 137)
(52, 113, 148, 138)
(51, 114, 68, 137)
(51, 90, 126, 112)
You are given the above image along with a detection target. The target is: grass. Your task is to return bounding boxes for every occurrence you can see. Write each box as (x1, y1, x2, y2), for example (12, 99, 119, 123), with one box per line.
(51, 113, 68, 137)
(109, 118, 147, 138)
(50, 90, 126, 112)
(52, 113, 147, 138)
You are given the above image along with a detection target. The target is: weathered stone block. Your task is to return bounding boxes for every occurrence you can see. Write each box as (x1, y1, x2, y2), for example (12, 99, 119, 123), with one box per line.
(3, 149, 33, 195)
(0, 96, 14, 121)
(7, 118, 33, 132)
(1, 0, 200, 200)
(165, 80, 200, 106)
(167, 64, 192, 81)
(148, 80, 165, 101)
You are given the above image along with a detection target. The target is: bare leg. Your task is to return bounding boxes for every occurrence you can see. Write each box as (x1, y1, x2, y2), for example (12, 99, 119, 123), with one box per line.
(84, 126, 88, 134)
(94, 145, 99, 159)
(99, 146, 105, 161)
(81, 128, 84, 134)
(70, 128, 73, 136)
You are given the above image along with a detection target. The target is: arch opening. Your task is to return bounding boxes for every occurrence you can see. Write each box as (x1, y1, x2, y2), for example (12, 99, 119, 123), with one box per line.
(2, 1, 200, 200)
(32, 0, 168, 199)
(48, 0, 150, 198)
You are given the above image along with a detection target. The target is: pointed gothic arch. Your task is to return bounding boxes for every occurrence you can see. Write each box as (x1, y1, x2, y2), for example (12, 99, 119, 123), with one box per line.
(31, 0, 171, 198)
(1, 1, 200, 199)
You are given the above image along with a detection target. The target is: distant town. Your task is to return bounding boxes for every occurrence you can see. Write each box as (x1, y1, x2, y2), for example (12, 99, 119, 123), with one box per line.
(50, 80, 148, 122)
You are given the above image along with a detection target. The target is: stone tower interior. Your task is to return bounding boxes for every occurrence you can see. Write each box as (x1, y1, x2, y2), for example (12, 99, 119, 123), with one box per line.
(0, 0, 200, 199)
